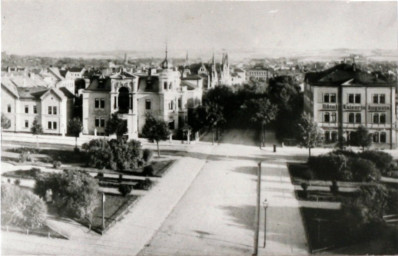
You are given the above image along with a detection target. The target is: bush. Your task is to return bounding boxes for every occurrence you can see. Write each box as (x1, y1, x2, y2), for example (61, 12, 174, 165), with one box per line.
(19, 152, 32, 163)
(34, 170, 99, 220)
(142, 149, 153, 163)
(348, 158, 381, 182)
(388, 189, 398, 213)
(2, 184, 47, 229)
(96, 172, 104, 178)
(14, 179, 21, 186)
(29, 168, 41, 178)
(135, 178, 152, 190)
(308, 154, 348, 180)
(82, 139, 114, 169)
(74, 147, 80, 153)
(53, 161, 62, 169)
(118, 184, 133, 196)
(330, 180, 338, 194)
(143, 165, 154, 177)
(358, 151, 394, 175)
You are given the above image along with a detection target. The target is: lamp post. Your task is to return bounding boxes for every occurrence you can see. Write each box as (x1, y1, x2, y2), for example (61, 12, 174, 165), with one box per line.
(252, 162, 262, 256)
(263, 199, 268, 248)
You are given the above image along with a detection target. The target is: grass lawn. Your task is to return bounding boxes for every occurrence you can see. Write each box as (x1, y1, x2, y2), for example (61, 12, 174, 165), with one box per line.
(83, 193, 139, 234)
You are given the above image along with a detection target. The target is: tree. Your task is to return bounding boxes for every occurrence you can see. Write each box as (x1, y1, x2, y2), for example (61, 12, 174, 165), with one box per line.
(108, 138, 142, 171)
(105, 113, 127, 138)
(31, 117, 43, 149)
(297, 113, 323, 157)
(203, 101, 225, 144)
(2, 184, 47, 229)
(34, 170, 99, 221)
(242, 98, 278, 148)
(350, 126, 372, 150)
(1, 113, 11, 142)
(142, 113, 170, 157)
(68, 118, 83, 149)
(348, 158, 381, 182)
(82, 139, 114, 169)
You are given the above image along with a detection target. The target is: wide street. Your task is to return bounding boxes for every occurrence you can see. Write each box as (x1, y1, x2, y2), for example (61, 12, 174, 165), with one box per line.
(1, 130, 330, 256)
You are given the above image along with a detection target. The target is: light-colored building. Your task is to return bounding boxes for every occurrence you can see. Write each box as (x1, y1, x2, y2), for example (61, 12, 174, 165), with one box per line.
(247, 66, 273, 81)
(82, 50, 203, 138)
(1, 77, 74, 135)
(304, 63, 397, 149)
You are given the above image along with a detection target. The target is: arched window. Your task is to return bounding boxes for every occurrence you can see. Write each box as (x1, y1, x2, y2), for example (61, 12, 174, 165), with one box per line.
(331, 131, 338, 142)
(324, 112, 330, 123)
(373, 114, 379, 124)
(118, 87, 129, 114)
(325, 131, 330, 142)
(373, 132, 379, 143)
(380, 114, 386, 124)
(349, 113, 355, 123)
(380, 132, 387, 143)
(355, 113, 361, 123)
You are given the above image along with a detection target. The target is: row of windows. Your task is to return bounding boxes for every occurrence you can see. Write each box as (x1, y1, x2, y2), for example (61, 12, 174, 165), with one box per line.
(24, 120, 57, 130)
(323, 93, 387, 104)
(23, 105, 38, 114)
(324, 131, 387, 143)
(323, 112, 387, 124)
(95, 99, 106, 109)
(48, 106, 57, 115)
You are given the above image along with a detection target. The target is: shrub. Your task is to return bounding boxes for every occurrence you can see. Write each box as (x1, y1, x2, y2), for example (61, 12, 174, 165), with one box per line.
(96, 172, 104, 178)
(53, 161, 62, 169)
(34, 170, 99, 220)
(358, 151, 394, 175)
(308, 154, 348, 180)
(29, 168, 41, 178)
(301, 182, 309, 198)
(328, 149, 357, 158)
(74, 147, 80, 153)
(143, 165, 154, 177)
(82, 139, 114, 169)
(348, 158, 381, 182)
(135, 178, 152, 190)
(388, 189, 398, 213)
(142, 149, 153, 163)
(14, 179, 21, 186)
(330, 180, 338, 194)
(118, 184, 133, 196)
(19, 152, 32, 163)
(2, 184, 47, 229)
(108, 138, 142, 171)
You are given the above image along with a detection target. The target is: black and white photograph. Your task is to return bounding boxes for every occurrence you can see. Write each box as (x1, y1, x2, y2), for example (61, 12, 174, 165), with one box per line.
(1, 0, 398, 255)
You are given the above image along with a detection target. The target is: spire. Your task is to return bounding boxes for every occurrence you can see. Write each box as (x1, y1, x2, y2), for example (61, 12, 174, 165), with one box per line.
(161, 42, 172, 69)
(184, 51, 189, 67)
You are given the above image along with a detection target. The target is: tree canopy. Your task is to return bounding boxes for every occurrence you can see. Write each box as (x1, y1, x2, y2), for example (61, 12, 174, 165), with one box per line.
(350, 126, 372, 150)
(68, 118, 83, 148)
(105, 113, 127, 138)
(1, 113, 11, 130)
(297, 113, 324, 156)
(142, 114, 170, 156)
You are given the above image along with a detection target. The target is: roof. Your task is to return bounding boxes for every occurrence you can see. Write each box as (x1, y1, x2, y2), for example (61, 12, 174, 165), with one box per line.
(181, 75, 202, 81)
(137, 75, 159, 93)
(305, 64, 396, 87)
(17, 86, 48, 99)
(1, 77, 19, 98)
(47, 67, 65, 81)
(69, 67, 85, 73)
(58, 87, 75, 98)
(85, 77, 112, 92)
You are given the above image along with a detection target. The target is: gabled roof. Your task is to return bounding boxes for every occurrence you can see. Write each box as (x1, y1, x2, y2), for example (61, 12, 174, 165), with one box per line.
(47, 67, 65, 81)
(16, 86, 48, 99)
(58, 87, 75, 98)
(1, 77, 19, 98)
(69, 67, 85, 73)
(137, 75, 159, 93)
(39, 88, 65, 101)
(85, 77, 112, 92)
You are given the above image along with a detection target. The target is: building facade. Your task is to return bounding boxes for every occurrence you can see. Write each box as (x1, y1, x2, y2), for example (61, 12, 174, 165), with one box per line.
(304, 63, 397, 149)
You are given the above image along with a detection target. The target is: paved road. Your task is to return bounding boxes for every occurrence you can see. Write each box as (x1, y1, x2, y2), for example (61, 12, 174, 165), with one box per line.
(138, 143, 309, 256)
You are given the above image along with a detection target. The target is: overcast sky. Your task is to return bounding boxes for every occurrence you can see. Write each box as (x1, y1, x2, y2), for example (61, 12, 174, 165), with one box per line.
(2, 1, 397, 55)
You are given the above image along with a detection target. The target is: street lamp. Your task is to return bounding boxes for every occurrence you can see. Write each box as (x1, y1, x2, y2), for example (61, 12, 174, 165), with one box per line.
(263, 199, 269, 248)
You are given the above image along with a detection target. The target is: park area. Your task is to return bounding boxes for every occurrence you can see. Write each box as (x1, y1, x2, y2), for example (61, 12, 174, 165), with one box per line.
(1, 138, 177, 238)
(287, 149, 398, 254)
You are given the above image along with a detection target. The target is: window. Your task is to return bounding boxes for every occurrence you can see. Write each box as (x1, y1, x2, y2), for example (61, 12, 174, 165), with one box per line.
(330, 94, 336, 103)
(348, 113, 355, 123)
(25, 105, 29, 114)
(169, 101, 174, 110)
(100, 118, 105, 128)
(380, 94, 386, 104)
(95, 118, 100, 127)
(380, 132, 387, 143)
(114, 96, 117, 109)
(325, 131, 330, 142)
(53, 122, 57, 130)
(355, 113, 361, 123)
(145, 100, 151, 110)
(25, 120, 29, 128)
(373, 114, 379, 124)
(373, 132, 379, 143)
(48, 122, 52, 129)
(178, 98, 182, 109)
(95, 98, 100, 108)
(380, 113, 386, 124)
(33, 106, 37, 114)
(168, 121, 175, 130)
(331, 132, 338, 142)
(331, 112, 336, 123)
(164, 82, 167, 90)
(324, 112, 330, 123)
(7, 104, 11, 113)
(48, 106, 52, 115)
(348, 94, 354, 103)
(355, 94, 361, 104)
(100, 99, 105, 109)
(373, 95, 379, 104)
(53, 106, 57, 115)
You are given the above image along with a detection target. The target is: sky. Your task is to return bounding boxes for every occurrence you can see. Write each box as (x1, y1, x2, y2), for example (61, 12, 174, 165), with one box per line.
(1, 0, 397, 56)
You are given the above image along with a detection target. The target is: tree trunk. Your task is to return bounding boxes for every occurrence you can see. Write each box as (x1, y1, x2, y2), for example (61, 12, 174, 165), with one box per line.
(308, 147, 311, 157)
(263, 127, 266, 147)
(36, 135, 39, 149)
(156, 141, 160, 157)
(212, 130, 215, 145)
(75, 137, 78, 149)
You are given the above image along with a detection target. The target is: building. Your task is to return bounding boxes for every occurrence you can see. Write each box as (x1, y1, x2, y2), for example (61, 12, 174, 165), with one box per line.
(1, 77, 74, 135)
(247, 66, 273, 81)
(304, 63, 397, 149)
(81, 49, 203, 138)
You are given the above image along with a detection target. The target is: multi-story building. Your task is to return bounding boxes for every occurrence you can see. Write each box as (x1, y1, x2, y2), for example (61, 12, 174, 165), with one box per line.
(247, 66, 273, 82)
(304, 63, 397, 149)
(1, 77, 74, 135)
(82, 50, 203, 138)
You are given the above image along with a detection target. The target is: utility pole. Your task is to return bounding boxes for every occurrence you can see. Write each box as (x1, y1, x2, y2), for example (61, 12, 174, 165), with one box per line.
(102, 192, 106, 231)
(253, 162, 262, 256)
